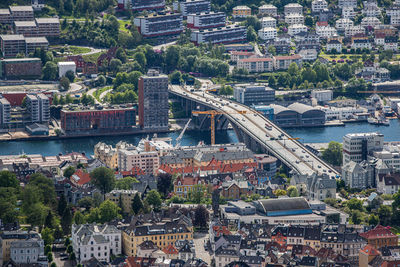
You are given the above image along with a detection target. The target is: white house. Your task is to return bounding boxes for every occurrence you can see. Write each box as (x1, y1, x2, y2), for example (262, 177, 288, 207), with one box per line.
(285, 13, 304, 25)
(361, 16, 382, 28)
(284, 3, 303, 15)
(352, 39, 372, 49)
(260, 17, 276, 28)
(335, 18, 354, 31)
(377, 173, 400, 194)
(345, 25, 365, 37)
(10, 238, 47, 266)
(342, 160, 375, 189)
(58, 61, 76, 78)
(362, 1, 381, 17)
(326, 39, 342, 52)
(72, 224, 121, 264)
(312, 0, 328, 12)
(342, 7, 356, 19)
(259, 4, 277, 16)
(311, 90, 333, 102)
(288, 24, 308, 36)
(258, 27, 277, 40)
(338, 0, 357, 8)
(316, 26, 337, 38)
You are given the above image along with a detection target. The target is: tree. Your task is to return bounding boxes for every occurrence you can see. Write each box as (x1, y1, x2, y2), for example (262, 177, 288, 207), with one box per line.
(246, 26, 257, 42)
(115, 47, 127, 63)
(322, 141, 343, 166)
(287, 186, 299, 197)
(288, 62, 299, 76)
(90, 167, 115, 196)
(157, 173, 173, 197)
(42, 62, 58, 80)
(145, 190, 162, 211)
(193, 205, 209, 229)
(65, 70, 75, 83)
(61, 207, 72, 235)
(45, 244, 51, 255)
(109, 58, 122, 74)
(0, 170, 19, 188)
(346, 198, 363, 211)
(131, 193, 143, 215)
(73, 211, 85, 224)
(368, 214, 379, 226)
(47, 252, 53, 262)
(51, 262, 57, 267)
(189, 184, 206, 204)
(115, 176, 138, 190)
(58, 194, 67, 217)
(45, 210, 54, 229)
(67, 245, 73, 254)
(60, 77, 70, 91)
(41, 227, 54, 246)
(274, 189, 287, 196)
(305, 16, 313, 27)
(169, 70, 182, 85)
(134, 52, 147, 70)
(378, 205, 392, 226)
(98, 200, 121, 223)
(351, 210, 363, 224)
(63, 166, 76, 178)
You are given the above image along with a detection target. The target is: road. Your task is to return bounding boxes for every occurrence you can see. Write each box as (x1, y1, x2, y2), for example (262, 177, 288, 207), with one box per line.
(99, 88, 112, 100)
(153, 41, 177, 51)
(169, 84, 339, 177)
(87, 88, 100, 104)
(193, 232, 211, 265)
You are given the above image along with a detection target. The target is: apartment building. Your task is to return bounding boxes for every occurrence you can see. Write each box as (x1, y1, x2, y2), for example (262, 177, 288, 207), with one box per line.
(273, 55, 302, 70)
(173, 0, 210, 17)
(285, 13, 304, 25)
(361, 16, 382, 28)
(237, 57, 273, 73)
(35, 18, 61, 37)
(117, 0, 165, 11)
(352, 39, 372, 49)
(345, 25, 365, 37)
(0, 34, 26, 58)
(338, 0, 357, 8)
(335, 18, 354, 31)
(232, 6, 251, 18)
(284, 3, 303, 15)
(0, 58, 42, 79)
(233, 84, 275, 105)
(342, 132, 384, 164)
(9, 6, 34, 21)
(10, 239, 47, 266)
(312, 0, 328, 12)
(258, 27, 277, 40)
(94, 141, 134, 168)
(190, 25, 247, 45)
(360, 225, 398, 249)
(138, 70, 169, 130)
(260, 17, 276, 28)
(118, 147, 159, 175)
(122, 220, 193, 256)
(0, 231, 41, 265)
(0, 98, 11, 129)
(229, 51, 256, 63)
(316, 26, 337, 38)
(186, 12, 225, 29)
(26, 93, 50, 123)
(288, 24, 308, 36)
(342, 7, 356, 19)
(13, 21, 38, 36)
(342, 160, 375, 189)
(25, 37, 49, 54)
(362, 1, 381, 17)
(0, 9, 12, 24)
(106, 190, 139, 214)
(133, 13, 183, 37)
(72, 224, 121, 264)
(259, 4, 277, 16)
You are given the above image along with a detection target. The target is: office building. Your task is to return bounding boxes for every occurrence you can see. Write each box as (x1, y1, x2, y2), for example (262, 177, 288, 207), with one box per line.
(134, 13, 183, 37)
(173, 0, 211, 17)
(60, 105, 136, 134)
(138, 70, 169, 130)
(118, 147, 160, 175)
(190, 25, 247, 45)
(26, 93, 50, 123)
(0, 98, 11, 129)
(343, 132, 384, 165)
(186, 12, 225, 29)
(117, 0, 165, 11)
(0, 58, 42, 79)
(58, 61, 76, 78)
(234, 84, 275, 105)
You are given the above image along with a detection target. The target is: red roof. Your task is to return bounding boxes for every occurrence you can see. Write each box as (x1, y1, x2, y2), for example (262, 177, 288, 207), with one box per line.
(360, 225, 397, 239)
(160, 161, 257, 176)
(274, 55, 302, 60)
(213, 225, 232, 237)
(71, 169, 91, 186)
(230, 51, 255, 56)
(360, 244, 381, 256)
(162, 244, 178, 255)
(125, 256, 156, 267)
(317, 21, 328, 27)
(115, 166, 145, 177)
(239, 57, 272, 62)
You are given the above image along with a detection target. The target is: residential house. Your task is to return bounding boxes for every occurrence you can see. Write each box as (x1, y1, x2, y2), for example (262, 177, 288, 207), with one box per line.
(352, 39, 372, 49)
(285, 13, 304, 25)
(220, 180, 250, 199)
(258, 27, 277, 40)
(284, 3, 303, 15)
(361, 16, 381, 28)
(260, 17, 276, 28)
(70, 169, 91, 188)
(178, 241, 195, 262)
(288, 24, 308, 36)
(360, 225, 398, 249)
(237, 57, 273, 73)
(232, 6, 251, 18)
(273, 55, 302, 70)
(335, 18, 354, 31)
(342, 160, 375, 189)
(345, 25, 365, 37)
(377, 173, 400, 194)
(259, 4, 277, 17)
(312, 0, 328, 13)
(326, 39, 342, 52)
(230, 51, 257, 63)
(174, 176, 204, 197)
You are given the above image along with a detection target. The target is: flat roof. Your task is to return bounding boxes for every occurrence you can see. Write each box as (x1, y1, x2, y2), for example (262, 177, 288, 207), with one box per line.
(0, 9, 10, 15)
(35, 18, 60, 24)
(14, 21, 37, 27)
(2, 58, 41, 62)
(58, 62, 76, 66)
(9, 6, 34, 12)
(0, 34, 25, 41)
(25, 37, 49, 43)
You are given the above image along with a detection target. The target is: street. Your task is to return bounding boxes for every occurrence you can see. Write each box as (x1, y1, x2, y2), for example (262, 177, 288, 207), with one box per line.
(193, 232, 211, 265)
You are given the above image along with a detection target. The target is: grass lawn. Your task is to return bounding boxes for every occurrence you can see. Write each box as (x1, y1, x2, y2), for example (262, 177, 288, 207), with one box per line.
(319, 52, 363, 62)
(68, 46, 91, 55)
(83, 52, 103, 63)
(118, 20, 130, 32)
(93, 86, 112, 102)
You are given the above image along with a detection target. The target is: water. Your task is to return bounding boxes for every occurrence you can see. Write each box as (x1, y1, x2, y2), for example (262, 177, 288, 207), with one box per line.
(0, 120, 399, 157)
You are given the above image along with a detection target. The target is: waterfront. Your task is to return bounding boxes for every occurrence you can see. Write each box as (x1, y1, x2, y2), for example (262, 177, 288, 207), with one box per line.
(0, 120, 399, 157)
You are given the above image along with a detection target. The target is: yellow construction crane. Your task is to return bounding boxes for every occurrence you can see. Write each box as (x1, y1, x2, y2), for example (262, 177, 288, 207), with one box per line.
(192, 110, 249, 145)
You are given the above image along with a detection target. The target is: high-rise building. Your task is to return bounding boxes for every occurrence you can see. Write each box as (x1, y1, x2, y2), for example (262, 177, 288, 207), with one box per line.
(118, 147, 160, 175)
(138, 70, 169, 130)
(133, 12, 183, 37)
(342, 132, 384, 165)
(0, 97, 11, 129)
(25, 93, 50, 123)
(173, 0, 211, 17)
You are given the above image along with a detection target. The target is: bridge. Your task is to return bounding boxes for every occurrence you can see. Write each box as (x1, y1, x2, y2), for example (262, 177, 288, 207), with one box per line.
(169, 84, 339, 177)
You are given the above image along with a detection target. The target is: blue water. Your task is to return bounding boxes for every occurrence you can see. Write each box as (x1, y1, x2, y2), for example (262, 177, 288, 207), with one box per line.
(0, 120, 399, 156)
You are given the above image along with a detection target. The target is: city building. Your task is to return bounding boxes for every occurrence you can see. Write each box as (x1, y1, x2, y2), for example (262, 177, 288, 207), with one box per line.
(258, 27, 277, 40)
(284, 3, 303, 15)
(133, 13, 183, 37)
(288, 24, 308, 36)
(316, 25, 338, 38)
(352, 39, 372, 49)
(269, 103, 325, 127)
(0, 58, 42, 79)
(298, 49, 318, 61)
(0, 34, 26, 58)
(105, 190, 139, 214)
(342, 7, 356, 19)
(32, 0, 45, 10)
(190, 25, 247, 45)
(260, 17, 276, 28)
(60, 105, 136, 134)
(345, 25, 365, 37)
(258, 4, 277, 16)
(232, 6, 251, 18)
(311, 90, 333, 103)
(10, 238, 47, 266)
(285, 13, 304, 25)
(229, 51, 256, 63)
(0, 9, 12, 24)
(0, 98, 11, 130)
(237, 57, 273, 73)
(94, 141, 134, 169)
(233, 84, 275, 105)
(58, 61, 76, 78)
(377, 173, 400, 194)
(35, 18, 61, 37)
(338, 0, 357, 8)
(13, 21, 38, 37)
(273, 55, 302, 70)
(25, 37, 49, 54)
(360, 225, 398, 249)
(118, 147, 159, 175)
(312, 0, 328, 12)
(173, 0, 211, 17)
(254, 154, 277, 178)
(361, 16, 382, 28)
(0, 230, 41, 265)
(117, 0, 165, 11)
(342, 132, 384, 164)
(26, 93, 50, 123)
(186, 12, 225, 29)
(72, 224, 122, 263)
(9, 6, 34, 21)
(335, 18, 354, 31)
(174, 176, 204, 197)
(326, 39, 342, 52)
(138, 69, 169, 130)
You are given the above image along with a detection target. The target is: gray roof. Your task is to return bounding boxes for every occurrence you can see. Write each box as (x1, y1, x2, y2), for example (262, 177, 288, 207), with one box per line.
(0, 9, 10, 15)
(25, 37, 49, 43)
(35, 18, 60, 24)
(288, 103, 317, 114)
(9, 6, 34, 12)
(10, 239, 42, 248)
(256, 197, 311, 213)
(72, 224, 120, 245)
(0, 34, 25, 41)
(269, 104, 293, 114)
(14, 20, 36, 27)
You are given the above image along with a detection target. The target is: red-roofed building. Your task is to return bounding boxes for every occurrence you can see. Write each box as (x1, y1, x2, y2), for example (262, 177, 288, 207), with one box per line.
(115, 166, 145, 178)
(360, 225, 398, 249)
(70, 169, 91, 187)
(229, 50, 256, 62)
(213, 225, 232, 237)
(162, 244, 178, 259)
(273, 55, 302, 70)
(174, 176, 205, 197)
(125, 256, 156, 267)
(237, 57, 274, 72)
(359, 244, 381, 267)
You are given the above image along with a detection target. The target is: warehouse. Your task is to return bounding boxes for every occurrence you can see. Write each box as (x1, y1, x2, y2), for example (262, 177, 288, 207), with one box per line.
(270, 104, 299, 127)
(254, 197, 312, 216)
(288, 103, 326, 126)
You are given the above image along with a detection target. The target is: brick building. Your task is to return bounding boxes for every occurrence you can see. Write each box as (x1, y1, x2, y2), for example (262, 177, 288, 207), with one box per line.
(0, 58, 42, 79)
(360, 225, 399, 249)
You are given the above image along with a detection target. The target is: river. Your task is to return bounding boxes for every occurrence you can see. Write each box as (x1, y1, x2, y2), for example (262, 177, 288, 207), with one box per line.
(0, 120, 399, 157)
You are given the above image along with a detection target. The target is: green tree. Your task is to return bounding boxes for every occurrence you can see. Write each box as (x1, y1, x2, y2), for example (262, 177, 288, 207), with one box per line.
(61, 207, 72, 235)
(134, 52, 147, 70)
(60, 77, 70, 91)
(65, 70, 75, 83)
(109, 58, 122, 74)
(351, 210, 363, 224)
(287, 186, 299, 197)
(157, 173, 173, 197)
(189, 184, 206, 204)
(322, 141, 343, 166)
(145, 190, 162, 211)
(44, 210, 54, 229)
(42, 62, 58, 80)
(274, 189, 287, 196)
(98, 200, 121, 223)
(63, 166, 76, 178)
(90, 167, 115, 196)
(288, 62, 299, 76)
(193, 205, 209, 229)
(378, 205, 392, 226)
(0, 187, 18, 223)
(73, 211, 85, 224)
(368, 214, 379, 226)
(246, 26, 257, 42)
(0, 170, 19, 188)
(169, 70, 182, 85)
(58, 194, 67, 217)
(114, 176, 138, 190)
(346, 198, 363, 211)
(131, 193, 143, 215)
(47, 252, 53, 262)
(115, 47, 127, 63)
(26, 203, 48, 227)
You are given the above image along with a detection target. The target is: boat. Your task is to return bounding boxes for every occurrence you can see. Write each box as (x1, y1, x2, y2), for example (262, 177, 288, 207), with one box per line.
(368, 116, 390, 126)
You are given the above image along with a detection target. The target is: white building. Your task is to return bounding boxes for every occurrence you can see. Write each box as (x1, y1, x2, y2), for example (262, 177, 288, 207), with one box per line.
(342, 160, 375, 189)
(372, 143, 400, 171)
(26, 93, 50, 123)
(342, 7, 356, 19)
(326, 39, 342, 52)
(288, 24, 308, 36)
(390, 15, 400, 26)
(352, 39, 372, 49)
(335, 18, 354, 31)
(362, 1, 381, 17)
(284, 3, 303, 15)
(260, 16, 276, 28)
(316, 26, 337, 38)
(118, 147, 159, 175)
(72, 224, 122, 264)
(338, 0, 357, 8)
(377, 173, 400, 194)
(285, 13, 304, 25)
(259, 4, 277, 16)
(237, 57, 274, 73)
(312, 0, 328, 12)
(10, 238, 46, 266)
(311, 90, 333, 103)
(58, 61, 76, 78)
(299, 49, 318, 61)
(361, 16, 381, 28)
(317, 106, 366, 120)
(172, 0, 211, 17)
(258, 27, 277, 40)
(0, 97, 11, 128)
(343, 132, 384, 165)
(345, 25, 365, 37)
